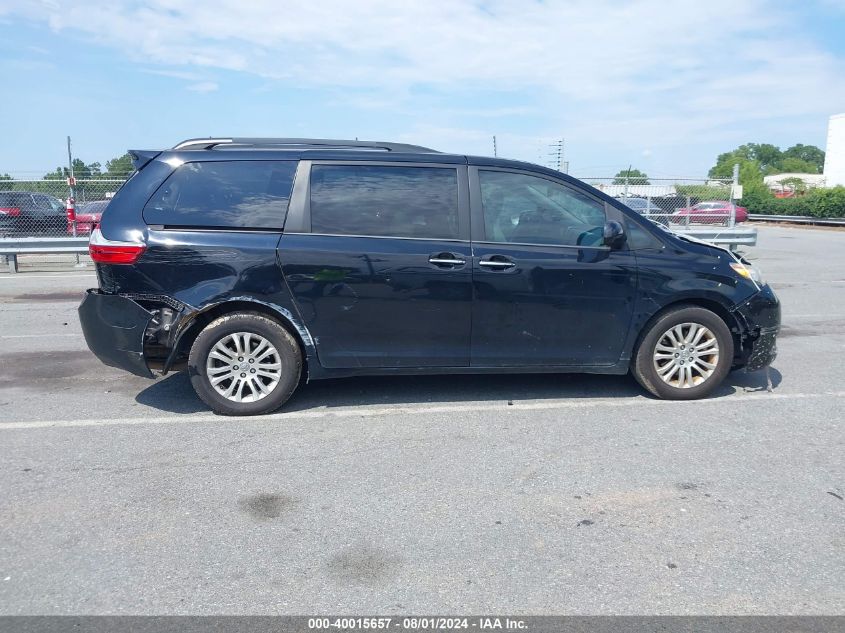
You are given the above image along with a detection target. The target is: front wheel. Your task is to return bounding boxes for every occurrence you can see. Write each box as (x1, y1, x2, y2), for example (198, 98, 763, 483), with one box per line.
(188, 313, 302, 415)
(632, 306, 734, 400)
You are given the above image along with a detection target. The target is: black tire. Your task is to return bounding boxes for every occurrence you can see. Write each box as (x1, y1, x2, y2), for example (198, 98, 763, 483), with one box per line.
(188, 313, 302, 415)
(632, 305, 733, 400)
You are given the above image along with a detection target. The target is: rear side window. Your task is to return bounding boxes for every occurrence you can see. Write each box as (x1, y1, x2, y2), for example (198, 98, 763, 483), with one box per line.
(143, 160, 296, 229)
(35, 195, 63, 212)
(309, 165, 459, 239)
(0, 193, 31, 207)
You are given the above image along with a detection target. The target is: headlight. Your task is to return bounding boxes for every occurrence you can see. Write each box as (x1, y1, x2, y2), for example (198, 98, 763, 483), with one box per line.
(730, 262, 764, 284)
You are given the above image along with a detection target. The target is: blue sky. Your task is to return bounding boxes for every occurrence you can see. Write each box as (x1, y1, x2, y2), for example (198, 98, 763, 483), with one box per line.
(1, 0, 844, 179)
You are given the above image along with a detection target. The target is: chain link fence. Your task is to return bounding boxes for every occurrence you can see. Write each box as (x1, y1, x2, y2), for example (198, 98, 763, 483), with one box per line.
(581, 177, 741, 227)
(0, 178, 128, 238)
(0, 178, 128, 272)
(0, 174, 742, 238)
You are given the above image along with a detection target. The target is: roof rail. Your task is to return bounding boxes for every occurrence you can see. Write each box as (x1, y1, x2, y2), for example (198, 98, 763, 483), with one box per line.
(172, 137, 439, 153)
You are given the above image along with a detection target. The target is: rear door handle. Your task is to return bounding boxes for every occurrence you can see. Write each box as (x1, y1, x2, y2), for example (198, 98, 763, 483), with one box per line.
(428, 252, 466, 266)
(479, 256, 516, 269)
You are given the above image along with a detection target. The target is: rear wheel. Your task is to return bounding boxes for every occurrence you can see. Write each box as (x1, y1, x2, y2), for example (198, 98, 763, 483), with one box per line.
(188, 313, 302, 415)
(632, 306, 733, 400)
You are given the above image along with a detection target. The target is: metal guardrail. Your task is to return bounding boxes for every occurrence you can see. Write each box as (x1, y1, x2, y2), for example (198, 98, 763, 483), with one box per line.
(748, 214, 845, 227)
(0, 237, 90, 273)
(668, 226, 758, 249)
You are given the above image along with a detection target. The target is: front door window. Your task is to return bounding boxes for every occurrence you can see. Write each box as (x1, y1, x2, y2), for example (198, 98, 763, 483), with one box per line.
(479, 170, 606, 247)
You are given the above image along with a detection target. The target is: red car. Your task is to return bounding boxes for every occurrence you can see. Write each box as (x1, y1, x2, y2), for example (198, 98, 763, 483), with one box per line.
(671, 200, 748, 225)
(68, 199, 108, 235)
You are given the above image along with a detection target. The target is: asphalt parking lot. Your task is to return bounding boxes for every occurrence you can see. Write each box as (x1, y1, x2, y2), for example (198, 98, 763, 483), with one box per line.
(0, 225, 842, 615)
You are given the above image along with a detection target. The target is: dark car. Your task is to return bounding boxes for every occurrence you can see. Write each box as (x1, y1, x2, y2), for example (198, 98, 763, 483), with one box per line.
(618, 197, 669, 225)
(79, 137, 780, 415)
(71, 199, 108, 235)
(0, 191, 67, 236)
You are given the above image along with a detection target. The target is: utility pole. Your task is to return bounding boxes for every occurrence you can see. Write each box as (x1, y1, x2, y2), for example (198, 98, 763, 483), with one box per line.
(67, 136, 77, 239)
(492, 135, 497, 157)
(67, 136, 74, 188)
(67, 135, 83, 266)
(547, 139, 565, 172)
(730, 162, 740, 227)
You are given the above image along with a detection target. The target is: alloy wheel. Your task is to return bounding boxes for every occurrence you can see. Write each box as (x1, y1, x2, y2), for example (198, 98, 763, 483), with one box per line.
(652, 322, 719, 389)
(205, 332, 282, 402)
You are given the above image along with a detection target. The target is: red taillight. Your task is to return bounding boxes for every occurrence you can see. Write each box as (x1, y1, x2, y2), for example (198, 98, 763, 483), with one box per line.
(0, 207, 21, 217)
(89, 244, 146, 263)
(88, 227, 146, 264)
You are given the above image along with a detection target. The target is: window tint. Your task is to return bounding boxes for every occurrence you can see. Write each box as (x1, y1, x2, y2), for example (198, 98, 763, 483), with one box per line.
(35, 195, 63, 212)
(625, 217, 663, 249)
(479, 170, 606, 247)
(144, 160, 296, 228)
(310, 165, 459, 239)
(0, 193, 30, 207)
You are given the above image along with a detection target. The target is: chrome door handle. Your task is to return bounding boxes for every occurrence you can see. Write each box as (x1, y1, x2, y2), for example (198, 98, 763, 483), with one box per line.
(428, 253, 466, 266)
(479, 259, 515, 268)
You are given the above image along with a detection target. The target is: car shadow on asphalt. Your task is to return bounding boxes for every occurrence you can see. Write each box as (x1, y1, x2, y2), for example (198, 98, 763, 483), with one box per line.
(134, 366, 783, 415)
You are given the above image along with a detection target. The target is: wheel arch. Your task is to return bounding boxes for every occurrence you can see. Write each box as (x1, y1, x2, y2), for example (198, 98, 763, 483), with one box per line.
(164, 298, 315, 380)
(631, 297, 743, 365)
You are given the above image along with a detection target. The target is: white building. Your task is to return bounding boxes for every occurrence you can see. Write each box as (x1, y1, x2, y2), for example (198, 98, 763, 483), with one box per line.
(591, 184, 677, 198)
(823, 113, 845, 187)
(763, 172, 827, 193)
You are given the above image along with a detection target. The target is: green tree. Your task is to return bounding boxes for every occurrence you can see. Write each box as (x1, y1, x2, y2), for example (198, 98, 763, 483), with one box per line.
(42, 166, 66, 180)
(747, 143, 783, 173)
(783, 144, 825, 172)
(613, 168, 650, 185)
(0, 173, 12, 191)
(710, 142, 825, 178)
(104, 153, 134, 178)
(710, 156, 766, 188)
(738, 159, 764, 185)
(777, 156, 819, 174)
(42, 158, 101, 180)
(709, 143, 783, 177)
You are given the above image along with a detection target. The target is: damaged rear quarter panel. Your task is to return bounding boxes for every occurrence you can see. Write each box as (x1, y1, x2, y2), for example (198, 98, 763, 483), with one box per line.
(99, 228, 317, 375)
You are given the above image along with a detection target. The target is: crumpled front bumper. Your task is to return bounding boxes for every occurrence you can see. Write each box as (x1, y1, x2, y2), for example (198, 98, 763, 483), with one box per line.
(78, 289, 154, 378)
(734, 283, 780, 372)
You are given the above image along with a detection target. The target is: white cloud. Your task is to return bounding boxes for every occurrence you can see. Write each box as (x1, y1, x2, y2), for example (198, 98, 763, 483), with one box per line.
(186, 81, 219, 93)
(142, 68, 204, 81)
(3, 0, 844, 171)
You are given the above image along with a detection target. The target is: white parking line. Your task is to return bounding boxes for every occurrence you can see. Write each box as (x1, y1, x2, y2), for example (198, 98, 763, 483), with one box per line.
(2, 390, 844, 431)
(0, 334, 78, 339)
(0, 274, 95, 280)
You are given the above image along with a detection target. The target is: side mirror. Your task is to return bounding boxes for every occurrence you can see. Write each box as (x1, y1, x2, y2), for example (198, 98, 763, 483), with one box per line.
(603, 220, 627, 249)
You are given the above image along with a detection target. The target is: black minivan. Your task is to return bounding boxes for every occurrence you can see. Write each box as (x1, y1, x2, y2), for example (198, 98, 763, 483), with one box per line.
(79, 138, 780, 415)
